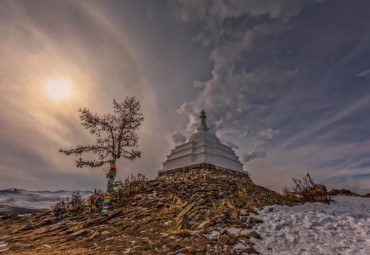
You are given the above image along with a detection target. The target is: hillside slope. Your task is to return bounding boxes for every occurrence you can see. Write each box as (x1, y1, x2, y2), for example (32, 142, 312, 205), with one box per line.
(0, 166, 298, 254)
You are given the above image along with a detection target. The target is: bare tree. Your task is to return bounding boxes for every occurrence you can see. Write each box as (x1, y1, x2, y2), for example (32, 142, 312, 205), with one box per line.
(59, 96, 144, 215)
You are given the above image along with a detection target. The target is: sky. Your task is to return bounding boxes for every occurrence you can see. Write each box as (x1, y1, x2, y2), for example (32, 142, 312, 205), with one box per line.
(1, 0, 370, 194)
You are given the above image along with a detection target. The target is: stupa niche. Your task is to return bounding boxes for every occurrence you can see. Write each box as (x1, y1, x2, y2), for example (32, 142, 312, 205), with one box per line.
(160, 110, 244, 173)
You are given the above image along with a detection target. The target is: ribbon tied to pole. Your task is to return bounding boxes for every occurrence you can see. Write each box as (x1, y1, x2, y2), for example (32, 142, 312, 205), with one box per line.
(101, 163, 116, 216)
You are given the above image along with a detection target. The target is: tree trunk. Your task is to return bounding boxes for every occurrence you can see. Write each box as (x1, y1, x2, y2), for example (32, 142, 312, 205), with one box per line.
(101, 162, 116, 216)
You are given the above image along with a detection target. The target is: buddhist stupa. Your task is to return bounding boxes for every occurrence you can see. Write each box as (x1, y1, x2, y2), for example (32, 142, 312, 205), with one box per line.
(160, 110, 244, 173)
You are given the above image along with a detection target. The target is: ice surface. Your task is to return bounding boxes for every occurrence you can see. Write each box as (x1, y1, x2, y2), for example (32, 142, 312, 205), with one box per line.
(0, 188, 92, 214)
(254, 196, 370, 255)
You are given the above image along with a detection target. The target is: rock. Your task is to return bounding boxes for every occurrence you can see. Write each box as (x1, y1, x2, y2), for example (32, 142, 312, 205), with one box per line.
(176, 214, 190, 230)
(229, 235, 236, 244)
(70, 229, 88, 238)
(217, 234, 229, 245)
(167, 248, 188, 255)
(88, 230, 99, 240)
(240, 230, 261, 239)
(134, 194, 143, 200)
(154, 202, 164, 208)
(245, 217, 263, 229)
(195, 242, 206, 252)
(12, 244, 34, 250)
(1, 213, 19, 221)
(204, 230, 220, 240)
(239, 209, 249, 216)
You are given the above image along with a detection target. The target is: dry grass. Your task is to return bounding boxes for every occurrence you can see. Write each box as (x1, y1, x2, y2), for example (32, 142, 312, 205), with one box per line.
(292, 173, 331, 203)
(237, 190, 248, 201)
(226, 200, 236, 210)
(248, 206, 258, 215)
(281, 186, 292, 197)
(170, 229, 192, 237)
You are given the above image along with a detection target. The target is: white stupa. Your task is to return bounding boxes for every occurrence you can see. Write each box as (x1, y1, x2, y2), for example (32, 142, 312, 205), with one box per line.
(160, 110, 244, 173)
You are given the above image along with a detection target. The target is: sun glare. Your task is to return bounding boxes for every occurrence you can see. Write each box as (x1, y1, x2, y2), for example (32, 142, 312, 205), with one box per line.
(46, 80, 71, 100)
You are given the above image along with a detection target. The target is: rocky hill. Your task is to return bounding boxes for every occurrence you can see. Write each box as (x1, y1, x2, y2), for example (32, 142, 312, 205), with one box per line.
(0, 164, 299, 254)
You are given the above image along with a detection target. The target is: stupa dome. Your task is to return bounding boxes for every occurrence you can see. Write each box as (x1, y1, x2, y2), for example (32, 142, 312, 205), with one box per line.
(160, 110, 244, 173)
(186, 130, 220, 143)
(186, 109, 220, 143)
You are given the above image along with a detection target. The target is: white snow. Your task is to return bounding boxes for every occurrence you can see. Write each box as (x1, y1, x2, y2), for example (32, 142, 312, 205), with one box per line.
(254, 196, 370, 255)
(233, 243, 248, 251)
(240, 229, 252, 236)
(204, 230, 220, 239)
(227, 227, 241, 236)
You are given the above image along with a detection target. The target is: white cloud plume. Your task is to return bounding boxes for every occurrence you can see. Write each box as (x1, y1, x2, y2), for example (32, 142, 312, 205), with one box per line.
(243, 140, 269, 162)
(174, 0, 316, 159)
(259, 128, 279, 140)
(166, 131, 187, 147)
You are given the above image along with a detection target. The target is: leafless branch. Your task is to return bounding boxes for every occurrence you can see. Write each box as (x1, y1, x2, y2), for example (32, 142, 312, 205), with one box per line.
(59, 96, 144, 168)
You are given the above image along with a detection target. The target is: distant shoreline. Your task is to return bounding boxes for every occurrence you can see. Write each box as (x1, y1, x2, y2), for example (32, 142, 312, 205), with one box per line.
(0, 205, 42, 217)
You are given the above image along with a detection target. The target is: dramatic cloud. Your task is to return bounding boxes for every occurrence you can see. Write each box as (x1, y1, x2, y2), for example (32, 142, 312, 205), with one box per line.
(173, 0, 370, 193)
(225, 141, 239, 150)
(174, 1, 318, 137)
(1, 0, 370, 194)
(243, 141, 269, 162)
(166, 131, 187, 147)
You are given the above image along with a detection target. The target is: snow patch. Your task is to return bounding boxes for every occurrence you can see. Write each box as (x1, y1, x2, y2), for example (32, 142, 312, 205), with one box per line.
(240, 229, 251, 236)
(227, 227, 241, 236)
(233, 243, 248, 251)
(204, 230, 220, 239)
(254, 196, 370, 255)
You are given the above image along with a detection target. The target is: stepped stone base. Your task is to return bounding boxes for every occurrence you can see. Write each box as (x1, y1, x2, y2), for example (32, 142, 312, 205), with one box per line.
(158, 163, 253, 184)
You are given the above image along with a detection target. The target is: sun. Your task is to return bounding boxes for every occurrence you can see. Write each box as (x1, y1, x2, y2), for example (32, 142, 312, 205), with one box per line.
(46, 80, 71, 99)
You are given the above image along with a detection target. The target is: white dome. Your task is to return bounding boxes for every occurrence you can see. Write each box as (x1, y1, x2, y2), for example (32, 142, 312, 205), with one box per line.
(186, 130, 220, 143)
(161, 110, 244, 173)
